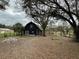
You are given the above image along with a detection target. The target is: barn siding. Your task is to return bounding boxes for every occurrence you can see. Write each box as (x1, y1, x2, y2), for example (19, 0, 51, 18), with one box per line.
(24, 22, 42, 35)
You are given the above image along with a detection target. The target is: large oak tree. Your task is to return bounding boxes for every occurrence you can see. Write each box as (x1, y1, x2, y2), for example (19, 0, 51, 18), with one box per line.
(22, 0, 53, 36)
(22, 0, 79, 41)
(49, 0, 79, 41)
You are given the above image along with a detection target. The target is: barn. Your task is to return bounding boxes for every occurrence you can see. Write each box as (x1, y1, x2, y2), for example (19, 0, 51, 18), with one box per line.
(24, 22, 42, 35)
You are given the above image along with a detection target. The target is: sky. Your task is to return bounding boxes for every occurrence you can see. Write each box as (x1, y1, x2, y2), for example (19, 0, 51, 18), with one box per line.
(0, 0, 32, 26)
(0, 0, 70, 27)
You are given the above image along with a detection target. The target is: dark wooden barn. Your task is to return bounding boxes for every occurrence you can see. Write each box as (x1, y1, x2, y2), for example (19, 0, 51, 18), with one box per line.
(24, 22, 42, 35)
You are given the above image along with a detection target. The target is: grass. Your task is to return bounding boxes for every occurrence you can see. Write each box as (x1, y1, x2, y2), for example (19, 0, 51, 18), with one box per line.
(0, 32, 15, 39)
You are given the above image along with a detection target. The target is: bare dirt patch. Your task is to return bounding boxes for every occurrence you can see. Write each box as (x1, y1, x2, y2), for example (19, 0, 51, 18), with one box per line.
(0, 36, 79, 59)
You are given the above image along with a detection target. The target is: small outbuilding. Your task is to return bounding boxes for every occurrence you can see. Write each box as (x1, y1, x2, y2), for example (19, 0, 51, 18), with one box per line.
(24, 22, 42, 35)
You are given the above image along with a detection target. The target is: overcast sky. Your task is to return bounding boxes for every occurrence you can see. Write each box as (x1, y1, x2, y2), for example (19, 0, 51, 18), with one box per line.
(0, 0, 71, 27)
(0, 0, 32, 26)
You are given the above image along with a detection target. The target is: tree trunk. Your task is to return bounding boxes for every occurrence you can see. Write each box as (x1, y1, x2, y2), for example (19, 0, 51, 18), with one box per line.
(42, 29, 46, 36)
(73, 26, 79, 42)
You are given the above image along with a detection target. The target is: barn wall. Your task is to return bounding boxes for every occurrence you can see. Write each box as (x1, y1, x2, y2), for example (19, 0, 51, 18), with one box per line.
(24, 22, 42, 35)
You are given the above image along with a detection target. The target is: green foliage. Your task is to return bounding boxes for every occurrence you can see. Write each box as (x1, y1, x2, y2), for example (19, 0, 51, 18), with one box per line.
(13, 23, 24, 36)
(0, 24, 6, 28)
(0, 32, 15, 38)
(0, 24, 12, 29)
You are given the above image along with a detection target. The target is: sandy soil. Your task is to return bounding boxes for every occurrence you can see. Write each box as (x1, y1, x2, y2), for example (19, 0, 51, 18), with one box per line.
(0, 36, 79, 59)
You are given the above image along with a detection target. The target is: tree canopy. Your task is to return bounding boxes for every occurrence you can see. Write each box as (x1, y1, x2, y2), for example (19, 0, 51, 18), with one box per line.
(13, 23, 24, 35)
(22, 0, 54, 36)
(0, 0, 9, 9)
(22, 0, 79, 41)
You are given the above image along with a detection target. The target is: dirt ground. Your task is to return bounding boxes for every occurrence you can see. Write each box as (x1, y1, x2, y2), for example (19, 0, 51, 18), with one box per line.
(0, 36, 79, 59)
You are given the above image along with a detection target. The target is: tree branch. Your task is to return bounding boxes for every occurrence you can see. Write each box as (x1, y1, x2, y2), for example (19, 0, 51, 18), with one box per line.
(64, 0, 70, 11)
(49, 0, 77, 26)
(56, 14, 76, 27)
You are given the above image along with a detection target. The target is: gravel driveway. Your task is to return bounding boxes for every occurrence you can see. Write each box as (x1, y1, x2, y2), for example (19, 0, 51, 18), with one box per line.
(0, 36, 79, 59)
